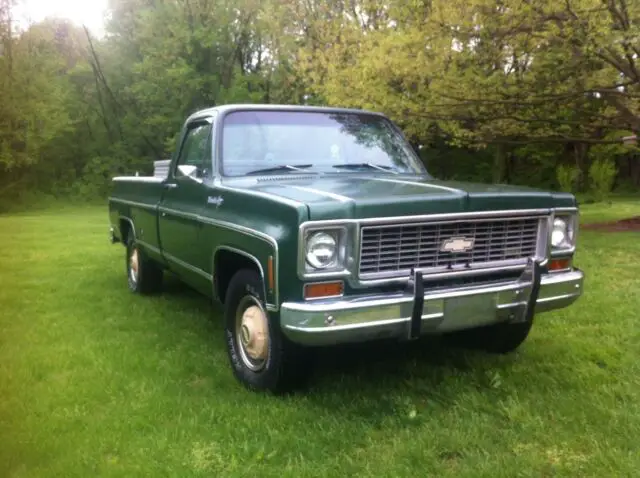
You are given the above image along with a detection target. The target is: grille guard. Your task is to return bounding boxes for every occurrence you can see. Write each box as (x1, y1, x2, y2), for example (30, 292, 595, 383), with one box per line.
(407, 258, 542, 340)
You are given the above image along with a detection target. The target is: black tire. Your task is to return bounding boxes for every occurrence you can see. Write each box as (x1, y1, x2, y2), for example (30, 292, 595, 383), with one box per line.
(224, 269, 309, 393)
(126, 234, 163, 294)
(445, 317, 534, 354)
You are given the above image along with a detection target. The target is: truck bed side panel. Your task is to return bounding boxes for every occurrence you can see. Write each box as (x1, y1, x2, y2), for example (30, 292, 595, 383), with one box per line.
(108, 177, 164, 264)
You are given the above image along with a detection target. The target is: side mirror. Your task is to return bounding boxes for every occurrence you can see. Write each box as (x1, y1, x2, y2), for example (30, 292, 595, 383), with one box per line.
(177, 164, 203, 183)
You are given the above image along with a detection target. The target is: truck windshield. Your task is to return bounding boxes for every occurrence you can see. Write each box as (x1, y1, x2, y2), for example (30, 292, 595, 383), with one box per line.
(221, 110, 426, 177)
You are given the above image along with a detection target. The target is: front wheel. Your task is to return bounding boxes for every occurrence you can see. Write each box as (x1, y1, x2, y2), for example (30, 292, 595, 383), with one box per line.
(224, 269, 309, 393)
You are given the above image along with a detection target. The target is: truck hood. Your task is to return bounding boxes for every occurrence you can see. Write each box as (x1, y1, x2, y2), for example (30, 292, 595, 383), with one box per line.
(224, 175, 575, 221)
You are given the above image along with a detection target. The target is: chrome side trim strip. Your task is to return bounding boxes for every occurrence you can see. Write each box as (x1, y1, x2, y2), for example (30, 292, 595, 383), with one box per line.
(158, 206, 198, 221)
(113, 200, 280, 309)
(200, 216, 280, 309)
(155, 205, 280, 308)
(214, 245, 276, 311)
(109, 197, 159, 211)
(163, 250, 213, 281)
(136, 239, 161, 256)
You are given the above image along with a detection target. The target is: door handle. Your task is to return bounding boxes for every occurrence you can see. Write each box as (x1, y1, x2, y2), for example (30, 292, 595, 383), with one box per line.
(163, 183, 178, 189)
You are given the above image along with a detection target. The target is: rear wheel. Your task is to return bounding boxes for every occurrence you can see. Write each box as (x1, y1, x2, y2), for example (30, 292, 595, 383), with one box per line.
(224, 269, 309, 393)
(126, 235, 163, 294)
(445, 317, 534, 354)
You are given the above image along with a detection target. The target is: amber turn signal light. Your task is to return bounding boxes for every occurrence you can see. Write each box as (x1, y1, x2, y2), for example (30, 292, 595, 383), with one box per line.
(549, 258, 571, 271)
(304, 281, 344, 299)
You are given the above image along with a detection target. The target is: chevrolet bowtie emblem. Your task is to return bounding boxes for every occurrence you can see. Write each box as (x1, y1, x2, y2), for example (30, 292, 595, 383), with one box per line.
(440, 237, 475, 253)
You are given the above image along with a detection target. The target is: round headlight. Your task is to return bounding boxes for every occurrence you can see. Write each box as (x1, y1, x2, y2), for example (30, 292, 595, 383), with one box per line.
(551, 218, 568, 248)
(306, 232, 337, 269)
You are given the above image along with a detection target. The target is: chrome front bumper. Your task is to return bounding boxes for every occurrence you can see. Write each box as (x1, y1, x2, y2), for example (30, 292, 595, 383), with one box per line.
(280, 264, 584, 346)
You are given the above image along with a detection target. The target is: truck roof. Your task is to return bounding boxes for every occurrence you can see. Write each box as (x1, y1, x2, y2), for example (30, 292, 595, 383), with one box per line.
(185, 103, 386, 124)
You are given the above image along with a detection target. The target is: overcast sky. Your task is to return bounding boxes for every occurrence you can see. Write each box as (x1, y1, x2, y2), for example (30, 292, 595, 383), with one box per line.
(14, 0, 108, 36)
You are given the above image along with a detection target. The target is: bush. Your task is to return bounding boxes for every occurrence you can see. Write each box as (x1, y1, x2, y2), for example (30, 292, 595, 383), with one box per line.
(588, 159, 617, 203)
(69, 154, 152, 199)
(556, 165, 581, 193)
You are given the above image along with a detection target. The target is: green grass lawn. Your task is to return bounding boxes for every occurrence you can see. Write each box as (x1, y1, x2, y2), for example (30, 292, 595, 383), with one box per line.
(1, 202, 639, 477)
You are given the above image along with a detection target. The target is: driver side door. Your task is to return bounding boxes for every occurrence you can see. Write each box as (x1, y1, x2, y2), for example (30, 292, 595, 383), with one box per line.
(158, 121, 212, 282)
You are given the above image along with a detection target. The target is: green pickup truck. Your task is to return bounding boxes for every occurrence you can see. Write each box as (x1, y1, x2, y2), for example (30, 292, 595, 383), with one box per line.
(108, 104, 584, 393)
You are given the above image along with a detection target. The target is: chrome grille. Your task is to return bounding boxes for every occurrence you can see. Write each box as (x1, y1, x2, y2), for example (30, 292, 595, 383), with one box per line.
(358, 217, 541, 278)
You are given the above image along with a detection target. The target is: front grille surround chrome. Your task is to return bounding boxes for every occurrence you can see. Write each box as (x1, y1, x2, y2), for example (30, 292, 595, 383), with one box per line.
(358, 215, 548, 280)
(297, 209, 566, 286)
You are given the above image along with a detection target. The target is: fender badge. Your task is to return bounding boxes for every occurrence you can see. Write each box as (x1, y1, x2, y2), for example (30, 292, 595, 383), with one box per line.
(207, 196, 224, 207)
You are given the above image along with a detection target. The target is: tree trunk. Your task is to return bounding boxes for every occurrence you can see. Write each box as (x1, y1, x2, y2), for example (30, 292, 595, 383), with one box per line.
(573, 143, 590, 192)
(493, 144, 507, 183)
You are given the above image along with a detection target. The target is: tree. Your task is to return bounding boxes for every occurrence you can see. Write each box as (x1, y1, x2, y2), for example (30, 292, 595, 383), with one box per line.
(290, 0, 638, 183)
(0, 11, 77, 174)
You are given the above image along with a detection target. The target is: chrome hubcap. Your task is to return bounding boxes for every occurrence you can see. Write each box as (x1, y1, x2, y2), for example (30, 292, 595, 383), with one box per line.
(129, 248, 139, 284)
(235, 296, 269, 371)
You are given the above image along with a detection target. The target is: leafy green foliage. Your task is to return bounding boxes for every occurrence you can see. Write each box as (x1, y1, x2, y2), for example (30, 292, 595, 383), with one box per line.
(0, 0, 638, 205)
(556, 165, 582, 194)
(588, 159, 618, 203)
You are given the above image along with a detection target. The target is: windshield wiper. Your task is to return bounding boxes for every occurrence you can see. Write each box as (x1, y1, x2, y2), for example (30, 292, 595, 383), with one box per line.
(246, 164, 314, 175)
(332, 163, 398, 174)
